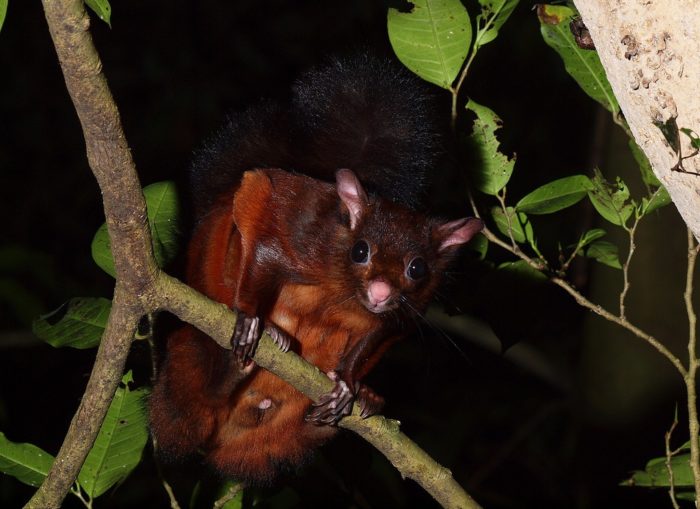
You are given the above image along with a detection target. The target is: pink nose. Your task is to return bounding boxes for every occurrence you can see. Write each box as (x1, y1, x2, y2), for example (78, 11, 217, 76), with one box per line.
(368, 279, 392, 306)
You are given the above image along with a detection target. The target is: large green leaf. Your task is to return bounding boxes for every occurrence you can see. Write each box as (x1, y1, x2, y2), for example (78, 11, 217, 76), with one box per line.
(491, 206, 531, 244)
(628, 139, 660, 187)
(474, 0, 519, 48)
(0, 0, 7, 33)
(92, 181, 180, 278)
(84, 0, 111, 27)
(497, 260, 547, 281)
(468, 100, 515, 195)
(538, 4, 618, 114)
(32, 297, 111, 349)
(77, 371, 150, 499)
(641, 186, 672, 216)
(388, 0, 471, 89)
(516, 175, 592, 214)
(587, 169, 635, 227)
(625, 453, 694, 488)
(0, 431, 54, 488)
(585, 240, 621, 269)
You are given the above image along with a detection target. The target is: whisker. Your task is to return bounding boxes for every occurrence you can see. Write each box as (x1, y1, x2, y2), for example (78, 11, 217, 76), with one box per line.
(400, 297, 471, 363)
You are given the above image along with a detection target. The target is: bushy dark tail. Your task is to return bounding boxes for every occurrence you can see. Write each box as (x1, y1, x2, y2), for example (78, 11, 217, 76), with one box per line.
(189, 53, 441, 217)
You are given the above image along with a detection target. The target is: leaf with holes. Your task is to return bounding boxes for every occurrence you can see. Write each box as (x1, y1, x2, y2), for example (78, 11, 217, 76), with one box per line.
(587, 169, 635, 227)
(0, 432, 54, 488)
(77, 371, 149, 498)
(92, 181, 180, 277)
(32, 297, 111, 349)
(474, 0, 519, 48)
(388, 0, 471, 89)
(468, 100, 515, 195)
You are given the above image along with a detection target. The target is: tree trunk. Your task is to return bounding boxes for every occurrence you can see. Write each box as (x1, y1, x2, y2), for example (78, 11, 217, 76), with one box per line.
(574, 0, 700, 240)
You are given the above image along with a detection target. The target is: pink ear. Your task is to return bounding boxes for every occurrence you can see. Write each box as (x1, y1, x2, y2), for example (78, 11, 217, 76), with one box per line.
(438, 217, 484, 251)
(336, 169, 368, 230)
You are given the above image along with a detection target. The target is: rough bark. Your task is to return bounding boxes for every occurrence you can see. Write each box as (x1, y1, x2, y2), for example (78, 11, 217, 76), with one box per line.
(574, 0, 700, 240)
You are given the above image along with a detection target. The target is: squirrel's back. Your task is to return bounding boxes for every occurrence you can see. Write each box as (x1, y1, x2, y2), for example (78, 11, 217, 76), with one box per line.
(188, 53, 441, 217)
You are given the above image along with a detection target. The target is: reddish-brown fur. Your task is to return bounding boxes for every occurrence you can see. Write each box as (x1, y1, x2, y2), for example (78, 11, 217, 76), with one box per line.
(150, 168, 480, 484)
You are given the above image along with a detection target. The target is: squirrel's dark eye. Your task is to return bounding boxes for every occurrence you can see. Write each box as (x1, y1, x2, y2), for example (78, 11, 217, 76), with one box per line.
(351, 240, 370, 264)
(407, 257, 427, 280)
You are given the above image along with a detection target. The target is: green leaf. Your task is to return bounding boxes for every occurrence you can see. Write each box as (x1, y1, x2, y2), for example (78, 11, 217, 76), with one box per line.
(654, 116, 681, 155)
(587, 169, 635, 227)
(0, 431, 54, 488)
(497, 260, 547, 280)
(641, 186, 671, 215)
(215, 481, 244, 509)
(92, 181, 180, 278)
(681, 127, 700, 150)
(467, 100, 515, 195)
(388, 0, 471, 89)
(78, 371, 150, 498)
(516, 175, 592, 215)
(537, 4, 619, 114)
(585, 240, 621, 269)
(625, 453, 694, 488)
(0, 0, 7, 33)
(628, 139, 660, 187)
(32, 297, 111, 349)
(84, 0, 111, 27)
(577, 228, 606, 252)
(491, 206, 531, 244)
(474, 0, 519, 48)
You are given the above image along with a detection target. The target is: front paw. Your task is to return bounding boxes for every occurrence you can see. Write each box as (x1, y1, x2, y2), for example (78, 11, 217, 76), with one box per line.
(305, 371, 354, 426)
(231, 309, 261, 362)
(265, 323, 292, 352)
(355, 383, 384, 419)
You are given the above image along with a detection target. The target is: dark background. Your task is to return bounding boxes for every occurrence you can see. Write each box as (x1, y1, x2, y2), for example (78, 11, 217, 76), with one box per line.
(0, 1, 692, 508)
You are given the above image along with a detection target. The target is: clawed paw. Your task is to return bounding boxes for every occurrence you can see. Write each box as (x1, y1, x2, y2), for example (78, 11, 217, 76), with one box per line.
(231, 309, 261, 362)
(305, 371, 354, 426)
(265, 324, 292, 352)
(355, 383, 384, 419)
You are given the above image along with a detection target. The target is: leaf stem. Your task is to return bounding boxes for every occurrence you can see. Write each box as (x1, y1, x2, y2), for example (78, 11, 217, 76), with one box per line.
(213, 482, 244, 509)
(665, 409, 681, 509)
(619, 218, 639, 319)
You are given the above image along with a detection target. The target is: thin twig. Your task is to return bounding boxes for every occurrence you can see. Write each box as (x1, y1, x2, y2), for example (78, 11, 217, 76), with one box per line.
(619, 218, 639, 319)
(682, 228, 700, 501)
(665, 408, 681, 509)
(479, 226, 687, 377)
(213, 482, 244, 509)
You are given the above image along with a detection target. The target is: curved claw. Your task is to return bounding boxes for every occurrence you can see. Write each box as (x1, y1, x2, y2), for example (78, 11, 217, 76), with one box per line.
(231, 310, 261, 362)
(355, 384, 385, 419)
(305, 371, 354, 426)
(265, 324, 292, 352)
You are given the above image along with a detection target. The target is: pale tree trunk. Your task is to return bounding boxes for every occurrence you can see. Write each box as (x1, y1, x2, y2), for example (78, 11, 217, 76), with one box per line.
(574, 0, 700, 240)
